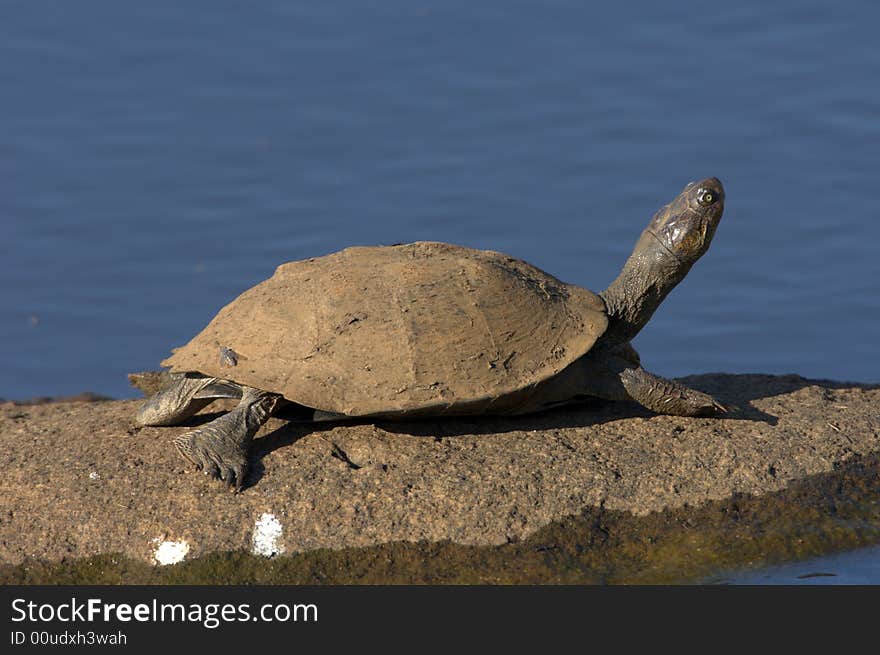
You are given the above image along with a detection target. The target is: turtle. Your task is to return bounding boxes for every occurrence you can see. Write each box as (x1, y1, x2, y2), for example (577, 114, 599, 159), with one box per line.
(135, 177, 726, 490)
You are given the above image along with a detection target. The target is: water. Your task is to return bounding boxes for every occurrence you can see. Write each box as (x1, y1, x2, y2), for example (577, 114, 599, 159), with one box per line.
(726, 545, 880, 585)
(3, 0, 879, 400)
(1, 1, 879, 578)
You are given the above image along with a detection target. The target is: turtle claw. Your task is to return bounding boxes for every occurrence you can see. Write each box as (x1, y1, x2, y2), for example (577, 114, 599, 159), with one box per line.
(173, 429, 250, 490)
(620, 367, 730, 418)
(691, 393, 727, 417)
(165, 388, 276, 491)
(217, 463, 245, 491)
(696, 393, 728, 416)
(231, 464, 247, 493)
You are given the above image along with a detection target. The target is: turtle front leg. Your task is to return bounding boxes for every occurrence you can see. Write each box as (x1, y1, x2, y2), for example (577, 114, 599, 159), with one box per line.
(173, 386, 280, 491)
(619, 367, 726, 417)
(135, 374, 226, 427)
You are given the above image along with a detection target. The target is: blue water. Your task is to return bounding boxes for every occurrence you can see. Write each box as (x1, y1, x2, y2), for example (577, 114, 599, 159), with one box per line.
(724, 545, 880, 585)
(3, 1, 879, 400)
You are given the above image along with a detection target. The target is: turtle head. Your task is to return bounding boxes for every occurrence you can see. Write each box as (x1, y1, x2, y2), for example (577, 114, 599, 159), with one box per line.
(599, 177, 725, 345)
(645, 178, 724, 265)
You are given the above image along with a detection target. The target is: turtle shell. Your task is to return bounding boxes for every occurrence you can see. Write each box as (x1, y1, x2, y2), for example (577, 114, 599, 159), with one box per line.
(162, 241, 608, 417)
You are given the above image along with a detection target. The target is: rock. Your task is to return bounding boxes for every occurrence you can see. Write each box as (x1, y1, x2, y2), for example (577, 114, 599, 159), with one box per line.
(0, 373, 877, 567)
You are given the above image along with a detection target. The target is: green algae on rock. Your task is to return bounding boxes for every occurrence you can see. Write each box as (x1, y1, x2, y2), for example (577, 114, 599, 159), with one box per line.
(0, 373, 878, 583)
(3, 452, 879, 585)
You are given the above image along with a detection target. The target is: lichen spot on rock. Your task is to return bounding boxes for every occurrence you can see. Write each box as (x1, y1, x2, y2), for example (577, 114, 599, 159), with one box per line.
(252, 513, 284, 557)
(152, 539, 190, 566)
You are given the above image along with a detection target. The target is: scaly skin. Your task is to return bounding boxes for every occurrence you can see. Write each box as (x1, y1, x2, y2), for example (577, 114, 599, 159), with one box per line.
(619, 367, 726, 416)
(173, 386, 279, 491)
(597, 177, 726, 415)
(134, 374, 223, 427)
(526, 343, 726, 417)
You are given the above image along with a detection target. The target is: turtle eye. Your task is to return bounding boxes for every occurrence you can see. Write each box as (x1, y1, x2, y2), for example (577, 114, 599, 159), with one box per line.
(696, 188, 717, 207)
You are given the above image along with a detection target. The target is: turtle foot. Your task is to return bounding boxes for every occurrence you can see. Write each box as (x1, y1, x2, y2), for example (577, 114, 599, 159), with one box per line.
(681, 391, 727, 417)
(620, 367, 728, 418)
(174, 426, 249, 492)
(172, 387, 279, 492)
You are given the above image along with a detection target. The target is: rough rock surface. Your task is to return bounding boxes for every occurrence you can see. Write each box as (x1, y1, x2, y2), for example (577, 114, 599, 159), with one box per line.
(0, 374, 877, 566)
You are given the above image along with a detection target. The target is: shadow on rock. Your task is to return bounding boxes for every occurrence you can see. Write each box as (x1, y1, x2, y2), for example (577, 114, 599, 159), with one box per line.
(253, 372, 875, 448)
(189, 372, 878, 489)
(678, 372, 879, 427)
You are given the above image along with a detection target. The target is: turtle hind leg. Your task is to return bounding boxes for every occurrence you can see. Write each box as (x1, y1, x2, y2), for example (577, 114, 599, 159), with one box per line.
(173, 386, 280, 491)
(195, 380, 242, 399)
(135, 374, 228, 427)
(620, 367, 726, 417)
